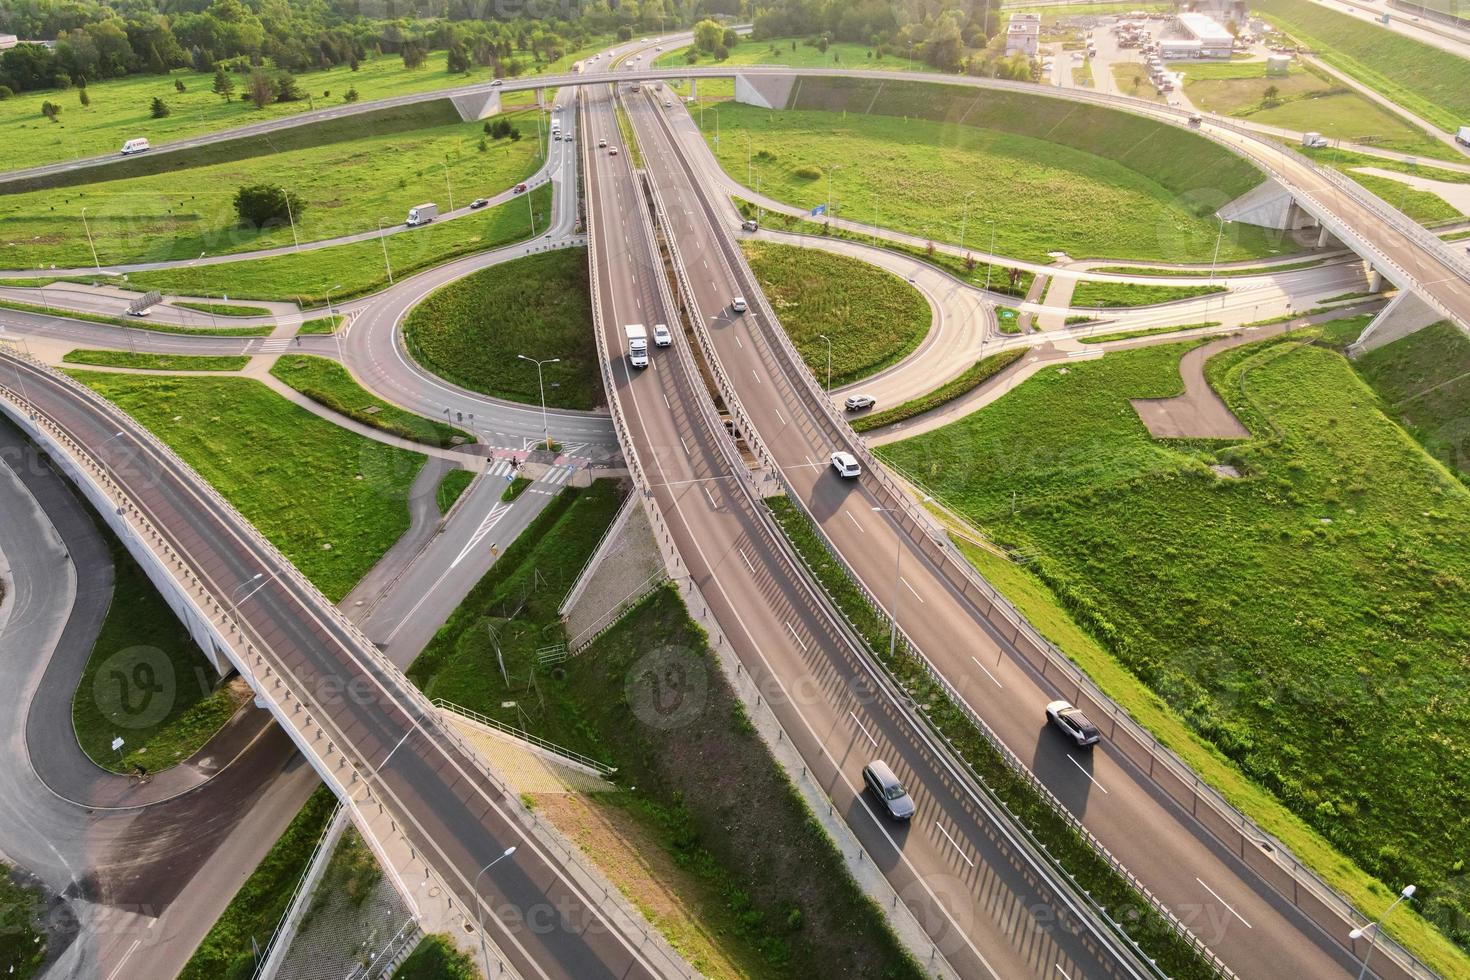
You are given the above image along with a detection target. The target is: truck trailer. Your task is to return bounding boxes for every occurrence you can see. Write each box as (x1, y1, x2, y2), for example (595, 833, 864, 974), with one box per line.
(624, 324, 649, 368)
(406, 202, 438, 227)
(1457, 126, 1470, 147)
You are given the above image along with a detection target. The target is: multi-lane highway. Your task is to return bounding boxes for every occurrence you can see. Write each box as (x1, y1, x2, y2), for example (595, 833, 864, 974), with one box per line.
(619, 81, 1425, 979)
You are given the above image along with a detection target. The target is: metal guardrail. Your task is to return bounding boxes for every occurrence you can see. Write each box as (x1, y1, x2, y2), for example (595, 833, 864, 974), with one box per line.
(433, 698, 616, 776)
(643, 84, 1440, 980)
(253, 803, 348, 980)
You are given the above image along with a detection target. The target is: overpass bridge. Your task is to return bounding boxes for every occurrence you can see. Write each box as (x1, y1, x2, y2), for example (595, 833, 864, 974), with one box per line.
(0, 349, 688, 980)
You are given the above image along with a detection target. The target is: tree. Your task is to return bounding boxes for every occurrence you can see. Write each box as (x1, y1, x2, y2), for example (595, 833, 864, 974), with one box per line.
(712, 43, 729, 61)
(1264, 84, 1280, 100)
(693, 18, 723, 53)
(401, 40, 427, 69)
(446, 41, 470, 74)
(150, 95, 170, 117)
(273, 72, 302, 102)
(246, 67, 273, 109)
(174, 78, 186, 92)
(233, 184, 305, 228)
(40, 100, 61, 121)
(722, 28, 739, 50)
(79, 87, 90, 106)
(343, 85, 359, 102)
(212, 65, 234, 101)
(616, 26, 633, 41)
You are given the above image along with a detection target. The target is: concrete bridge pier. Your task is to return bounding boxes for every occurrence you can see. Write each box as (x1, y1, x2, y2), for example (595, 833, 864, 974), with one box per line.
(1369, 268, 1386, 292)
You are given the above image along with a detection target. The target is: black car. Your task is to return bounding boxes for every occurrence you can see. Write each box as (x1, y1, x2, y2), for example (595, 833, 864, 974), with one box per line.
(469, 198, 490, 210)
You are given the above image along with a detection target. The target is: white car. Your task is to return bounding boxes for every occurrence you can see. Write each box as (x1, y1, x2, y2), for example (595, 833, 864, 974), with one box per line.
(653, 323, 672, 347)
(598, 138, 608, 148)
(830, 451, 861, 478)
(1046, 700, 1101, 747)
(844, 394, 875, 412)
(731, 296, 748, 314)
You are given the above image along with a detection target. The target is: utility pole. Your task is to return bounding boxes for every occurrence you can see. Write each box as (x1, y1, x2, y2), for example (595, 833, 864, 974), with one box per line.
(80, 207, 101, 272)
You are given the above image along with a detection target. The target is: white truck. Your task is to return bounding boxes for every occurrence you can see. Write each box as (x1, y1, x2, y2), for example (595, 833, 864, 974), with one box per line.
(120, 137, 150, 155)
(624, 324, 649, 368)
(406, 202, 438, 227)
(1302, 132, 1329, 149)
(1457, 126, 1470, 147)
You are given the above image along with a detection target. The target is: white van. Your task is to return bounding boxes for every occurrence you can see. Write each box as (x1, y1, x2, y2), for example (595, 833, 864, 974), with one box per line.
(120, 138, 150, 155)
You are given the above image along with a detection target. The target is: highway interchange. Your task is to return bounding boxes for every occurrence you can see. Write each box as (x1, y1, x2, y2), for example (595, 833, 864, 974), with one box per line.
(0, 23, 1465, 980)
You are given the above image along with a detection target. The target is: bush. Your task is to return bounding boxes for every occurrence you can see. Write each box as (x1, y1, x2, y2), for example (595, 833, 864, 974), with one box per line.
(232, 183, 306, 228)
(40, 100, 61, 121)
(0, 86, 13, 100)
(791, 164, 822, 180)
(174, 78, 186, 92)
(149, 96, 169, 118)
(343, 85, 359, 102)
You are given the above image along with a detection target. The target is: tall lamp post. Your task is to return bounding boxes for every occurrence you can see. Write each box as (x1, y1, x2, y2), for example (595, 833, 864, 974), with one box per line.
(960, 191, 976, 253)
(985, 219, 997, 293)
(378, 219, 394, 284)
(474, 846, 517, 980)
(518, 353, 561, 450)
(80, 207, 101, 272)
(1350, 884, 1415, 980)
(1209, 216, 1232, 281)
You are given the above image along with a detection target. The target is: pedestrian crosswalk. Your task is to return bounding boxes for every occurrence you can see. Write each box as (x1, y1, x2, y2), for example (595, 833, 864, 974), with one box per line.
(251, 338, 292, 353)
(487, 458, 517, 479)
(539, 464, 575, 486)
(485, 459, 576, 488)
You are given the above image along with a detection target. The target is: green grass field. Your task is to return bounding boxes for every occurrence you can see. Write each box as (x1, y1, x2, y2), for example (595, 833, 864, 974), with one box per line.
(1353, 321, 1470, 480)
(1175, 59, 1445, 158)
(1077, 320, 1222, 343)
(403, 247, 597, 410)
(179, 786, 335, 980)
(0, 866, 45, 980)
(1343, 169, 1463, 222)
(61, 349, 248, 371)
(0, 110, 544, 268)
(171, 301, 272, 317)
(878, 333, 1470, 962)
(654, 37, 942, 74)
(72, 529, 240, 774)
(268, 354, 473, 448)
(742, 241, 930, 386)
(1, 39, 611, 172)
(851, 348, 1026, 431)
(1069, 280, 1227, 308)
(116, 184, 550, 305)
(68, 373, 424, 601)
(436, 469, 475, 514)
(701, 79, 1290, 264)
(1253, 0, 1470, 132)
(1110, 63, 1168, 103)
(392, 935, 477, 980)
(408, 480, 921, 978)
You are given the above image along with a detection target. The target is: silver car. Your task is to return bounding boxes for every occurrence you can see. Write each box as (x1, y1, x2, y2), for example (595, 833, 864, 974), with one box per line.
(844, 394, 875, 412)
(862, 760, 915, 821)
(830, 451, 861, 478)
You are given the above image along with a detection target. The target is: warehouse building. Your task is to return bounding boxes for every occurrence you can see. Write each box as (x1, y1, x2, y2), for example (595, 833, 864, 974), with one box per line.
(1177, 12, 1236, 57)
(1006, 13, 1042, 57)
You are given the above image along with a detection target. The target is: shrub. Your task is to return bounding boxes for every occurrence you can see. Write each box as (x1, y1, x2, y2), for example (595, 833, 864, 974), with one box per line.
(149, 96, 169, 118)
(791, 164, 822, 180)
(233, 183, 306, 228)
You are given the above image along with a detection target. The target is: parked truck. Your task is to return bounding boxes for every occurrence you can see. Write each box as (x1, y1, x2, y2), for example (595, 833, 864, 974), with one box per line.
(1457, 126, 1470, 147)
(406, 202, 438, 227)
(624, 324, 648, 368)
(1302, 131, 1329, 149)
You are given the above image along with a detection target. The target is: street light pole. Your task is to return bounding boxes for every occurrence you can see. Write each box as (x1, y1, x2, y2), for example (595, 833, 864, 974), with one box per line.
(985, 220, 997, 293)
(1209, 216, 1231, 281)
(474, 847, 517, 980)
(1350, 884, 1415, 980)
(817, 333, 832, 397)
(960, 191, 975, 253)
(518, 353, 561, 450)
(282, 188, 301, 251)
(80, 207, 101, 272)
(378, 219, 394, 284)
(443, 157, 455, 213)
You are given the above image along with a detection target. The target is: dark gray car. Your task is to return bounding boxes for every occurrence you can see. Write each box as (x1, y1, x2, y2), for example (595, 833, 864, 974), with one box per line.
(863, 760, 916, 821)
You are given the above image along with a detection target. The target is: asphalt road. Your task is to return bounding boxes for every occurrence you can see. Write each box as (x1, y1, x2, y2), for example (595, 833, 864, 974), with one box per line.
(0, 353, 667, 980)
(582, 79, 1160, 979)
(628, 84, 1383, 979)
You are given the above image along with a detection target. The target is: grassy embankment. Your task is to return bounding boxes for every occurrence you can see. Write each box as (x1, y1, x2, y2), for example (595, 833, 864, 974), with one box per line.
(851, 349, 1026, 432)
(403, 248, 597, 410)
(62, 349, 248, 371)
(112, 184, 551, 306)
(0, 866, 47, 980)
(1298, 145, 1469, 224)
(392, 935, 477, 979)
(742, 241, 930, 386)
(0, 107, 544, 268)
(654, 35, 946, 99)
(72, 530, 242, 774)
(171, 302, 272, 318)
(700, 78, 1290, 264)
(878, 330, 1470, 970)
(0, 296, 274, 336)
(1175, 58, 1450, 160)
(1069, 280, 1227, 308)
(1090, 258, 1326, 277)
(1077, 321, 1223, 344)
(1352, 320, 1470, 480)
(68, 373, 424, 601)
(408, 484, 921, 978)
(179, 787, 336, 980)
(268, 354, 473, 448)
(1253, 0, 1470, 133)
(436, 470, 475, 513)
(0, 39, 610, 172)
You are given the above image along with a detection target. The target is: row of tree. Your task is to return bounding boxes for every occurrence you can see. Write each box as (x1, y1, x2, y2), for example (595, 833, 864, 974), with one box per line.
(750, 0, 1004, 74)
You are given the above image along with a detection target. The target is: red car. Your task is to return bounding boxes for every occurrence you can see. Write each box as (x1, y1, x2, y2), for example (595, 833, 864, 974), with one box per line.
(514, 183, 528, 194)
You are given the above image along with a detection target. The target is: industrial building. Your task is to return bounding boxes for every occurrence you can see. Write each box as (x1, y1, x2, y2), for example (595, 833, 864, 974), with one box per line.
(1177, 12, 1236, 57)
(1006, 13, 1042, 57)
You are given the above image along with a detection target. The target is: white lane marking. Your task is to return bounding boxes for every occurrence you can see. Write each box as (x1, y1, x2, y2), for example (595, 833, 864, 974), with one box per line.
(679, 436, 691, 455)
(1055, 967, 1074, 979)
(750, 368, 761, 384)
(1196, 877, 1253, 929)
(451, 502, 511, 569)
(703, 485, 718, 509)
(845, 511, 864, 533)
(105, 940, 142, 980)
(935, 820, 976, 868)
(735, 334, 743, 349)
(901, 575, 924, 603)
(785, 621, 808, 651)
(737, 547, 755, 573)
(662, 392, 671, 409)
(1066, 755, 1109, 794)
(849, 711, 878, 747)
(774, 407, 786, 426)
(970, 656, 1005, 689)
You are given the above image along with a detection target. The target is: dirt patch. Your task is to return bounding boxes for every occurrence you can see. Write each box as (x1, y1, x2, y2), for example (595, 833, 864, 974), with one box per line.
(530, 793, 750, 980)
